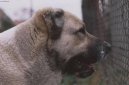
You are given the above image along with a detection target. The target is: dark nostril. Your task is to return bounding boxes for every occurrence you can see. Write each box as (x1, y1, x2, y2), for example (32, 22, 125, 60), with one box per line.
(96, 40, 111, 50)
(103, 41, 111, 52)
(103, 41, 111, 48)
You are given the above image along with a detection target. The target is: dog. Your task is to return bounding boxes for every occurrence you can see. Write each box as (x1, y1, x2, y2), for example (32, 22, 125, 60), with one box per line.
(0, 8, 111, 85)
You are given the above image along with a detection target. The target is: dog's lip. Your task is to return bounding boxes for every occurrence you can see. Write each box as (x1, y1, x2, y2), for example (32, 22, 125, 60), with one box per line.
(74, 63, 95, 78)
(66, 53, 98, 64)
(62, 53, 97, 78)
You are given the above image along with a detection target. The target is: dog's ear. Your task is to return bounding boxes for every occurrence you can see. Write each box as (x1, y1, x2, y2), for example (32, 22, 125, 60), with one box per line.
(43, 9, 64, 40)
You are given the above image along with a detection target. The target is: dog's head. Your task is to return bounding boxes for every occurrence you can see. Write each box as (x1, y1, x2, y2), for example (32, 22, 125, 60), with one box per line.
(34, 8, 111, 78)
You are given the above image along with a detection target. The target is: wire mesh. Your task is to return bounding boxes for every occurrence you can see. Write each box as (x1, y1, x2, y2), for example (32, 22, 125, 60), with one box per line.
(97, 0, 129, 85)
(63, 0, 129, 84)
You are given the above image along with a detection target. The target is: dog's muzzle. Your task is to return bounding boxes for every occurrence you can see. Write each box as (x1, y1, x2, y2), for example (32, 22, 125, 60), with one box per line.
(63, 40, 111, 78)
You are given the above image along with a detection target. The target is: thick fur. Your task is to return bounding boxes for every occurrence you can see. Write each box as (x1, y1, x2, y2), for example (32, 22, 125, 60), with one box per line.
(0, 8, 106, 85)
(0, 8, 64, 85)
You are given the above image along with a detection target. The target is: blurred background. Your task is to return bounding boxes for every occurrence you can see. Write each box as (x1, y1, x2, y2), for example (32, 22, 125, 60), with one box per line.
(0, 0, 129, 85)
(0, 0, 82, 23)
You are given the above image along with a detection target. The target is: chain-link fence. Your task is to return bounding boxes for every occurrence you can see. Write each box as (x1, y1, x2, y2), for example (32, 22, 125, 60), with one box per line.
(82, 0, 129, 85)
(99, 0, 129, 85)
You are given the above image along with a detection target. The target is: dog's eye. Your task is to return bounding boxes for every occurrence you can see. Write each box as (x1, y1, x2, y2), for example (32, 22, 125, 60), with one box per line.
(77, 28, 86, 35)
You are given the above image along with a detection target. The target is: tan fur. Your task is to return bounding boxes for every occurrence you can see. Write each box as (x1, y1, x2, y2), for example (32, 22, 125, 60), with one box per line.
(0, 8, 98, 85)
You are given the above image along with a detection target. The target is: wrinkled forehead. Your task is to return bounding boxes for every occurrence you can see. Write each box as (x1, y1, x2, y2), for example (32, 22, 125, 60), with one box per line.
(63, 11, 85, 31)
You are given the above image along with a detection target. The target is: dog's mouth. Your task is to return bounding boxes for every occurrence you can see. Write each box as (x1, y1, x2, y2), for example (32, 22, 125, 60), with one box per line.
(62, 53, 97, 78)
(61, 41, 111, 78)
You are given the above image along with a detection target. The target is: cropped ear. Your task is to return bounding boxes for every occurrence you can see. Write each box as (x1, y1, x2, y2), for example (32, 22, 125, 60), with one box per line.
(43, 9, 64, 40)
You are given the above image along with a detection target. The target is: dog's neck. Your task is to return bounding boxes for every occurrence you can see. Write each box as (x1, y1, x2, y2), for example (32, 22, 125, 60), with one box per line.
(0, 20, 62, 85)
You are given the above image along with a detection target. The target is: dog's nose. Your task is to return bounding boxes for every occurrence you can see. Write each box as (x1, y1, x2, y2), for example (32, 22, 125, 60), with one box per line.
(96, 41, 111, 60)
(103, 41, 111, 53)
